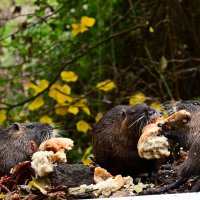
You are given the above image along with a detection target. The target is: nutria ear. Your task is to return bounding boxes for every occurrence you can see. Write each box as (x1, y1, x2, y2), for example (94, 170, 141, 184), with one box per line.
(121, 109, 126, 119)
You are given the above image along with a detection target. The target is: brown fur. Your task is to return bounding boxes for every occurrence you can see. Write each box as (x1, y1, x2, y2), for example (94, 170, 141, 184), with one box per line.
(161, 100, 200, 191)
(0, 122, 53, 176)
(92, 103, 161, 177)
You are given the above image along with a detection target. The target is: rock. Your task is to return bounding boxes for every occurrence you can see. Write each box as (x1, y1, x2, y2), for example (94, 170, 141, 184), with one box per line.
(49, 163, 94, 188)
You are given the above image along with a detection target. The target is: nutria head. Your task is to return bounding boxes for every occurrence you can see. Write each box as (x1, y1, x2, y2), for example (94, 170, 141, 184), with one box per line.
(175, 100, 200, 113)
(0, 122, 54, 176)
(4, 122, 54, 146)
(93, 103, 160, 151)
(161, 100, 200, 115)
(119, 103, 160, 139)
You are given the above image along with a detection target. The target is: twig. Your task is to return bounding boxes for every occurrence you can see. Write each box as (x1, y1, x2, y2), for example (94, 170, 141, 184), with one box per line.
(0, 24, 145, 111)
(0, 5, 65, 41)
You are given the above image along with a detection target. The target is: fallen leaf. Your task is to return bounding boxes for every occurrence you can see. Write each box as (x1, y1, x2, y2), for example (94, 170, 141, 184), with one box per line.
(28, 177, 50, 195)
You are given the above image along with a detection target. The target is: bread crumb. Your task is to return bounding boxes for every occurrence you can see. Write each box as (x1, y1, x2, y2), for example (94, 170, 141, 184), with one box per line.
(31, 137, 74, 177)
(31, 151, 55, 177)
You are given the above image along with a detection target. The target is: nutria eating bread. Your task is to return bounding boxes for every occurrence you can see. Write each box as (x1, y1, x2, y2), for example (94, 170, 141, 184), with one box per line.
(0, 122, 53, 176)
(92, 103, 161, 177)
(160, 100, 200, 192)
(137, 110, 191, 160)
(162, 100, 200, 150)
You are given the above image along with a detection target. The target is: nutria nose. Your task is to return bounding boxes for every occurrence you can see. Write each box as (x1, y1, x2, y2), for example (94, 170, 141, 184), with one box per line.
(44, 123, 54, 130)
(147, 109, 157, 118)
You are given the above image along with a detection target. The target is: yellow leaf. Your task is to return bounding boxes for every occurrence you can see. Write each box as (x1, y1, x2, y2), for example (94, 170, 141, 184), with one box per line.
(150, 102, 161, 110)
(129, 92, 146, 105)
(49, 89, 68, 104)
(28, 79, 49, 95)
(28, 83, 39, 94)
(81, 146, 93, 165)
(75, 98, 86, 107)
(40, 116, 54, 125)
(50, 83, 71, 94)
(160, 56, 168, 71)
(82, 106, 91, 115)
(71, 23, 79, 30)
(71, 16, 95, 36)
(39, 80, 49, 90)
(55, 105, 68, 116)
(28, 96, 44, 111)
(81, 16, 95, 27)
(149, 26, 154, 33)
(76, 120, 91, 133)
(72, 99, 90, 115)
(71, 23, 88, 36)
(96, 79, 116, 92)
(49, 84, 72, 104)
(61, 71, 78, 82)
(95, 112, 103, 122)
(55, 104, 79, 116)
(28, 177, 50, 195)
(68, 106, 79, 115)
(0, 111, 6, 125)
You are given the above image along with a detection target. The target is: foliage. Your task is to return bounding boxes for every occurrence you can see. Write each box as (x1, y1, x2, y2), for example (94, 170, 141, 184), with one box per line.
(1, 0, 200, 162)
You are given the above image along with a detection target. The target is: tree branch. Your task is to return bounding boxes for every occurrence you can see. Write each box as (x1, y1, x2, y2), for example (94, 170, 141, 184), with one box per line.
(0, 24, 145, 111)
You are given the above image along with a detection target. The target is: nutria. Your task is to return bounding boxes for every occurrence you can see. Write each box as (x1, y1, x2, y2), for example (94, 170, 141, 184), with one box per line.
(160, 100, 200, 192)
(0, 122, 53, 176)
(92, 103, 161, 177)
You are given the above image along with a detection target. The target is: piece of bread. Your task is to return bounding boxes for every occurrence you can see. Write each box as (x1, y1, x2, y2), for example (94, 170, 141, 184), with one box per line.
(94, 167, 113, 183)
(137, 110, 191, 159)
(38, 138, 74, 153)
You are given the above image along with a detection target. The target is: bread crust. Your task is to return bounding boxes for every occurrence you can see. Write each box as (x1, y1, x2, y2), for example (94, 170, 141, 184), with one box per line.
(137, 110, 191, 159)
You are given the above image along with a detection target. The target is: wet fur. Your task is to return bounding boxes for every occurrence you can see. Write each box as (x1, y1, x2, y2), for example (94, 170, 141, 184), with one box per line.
(92, 104, 161, 177)
(161, 100, 200, 192)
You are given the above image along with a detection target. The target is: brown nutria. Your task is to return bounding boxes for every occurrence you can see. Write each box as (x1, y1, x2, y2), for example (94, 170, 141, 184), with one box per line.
(92, 103, 161, 177)
(160, 100, 200, 192)
(0, 122, 53, 176)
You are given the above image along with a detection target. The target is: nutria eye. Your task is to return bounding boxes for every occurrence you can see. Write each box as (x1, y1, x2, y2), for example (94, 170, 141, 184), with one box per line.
(27, 125, 34, 129)
(121, 110, 126, 118)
